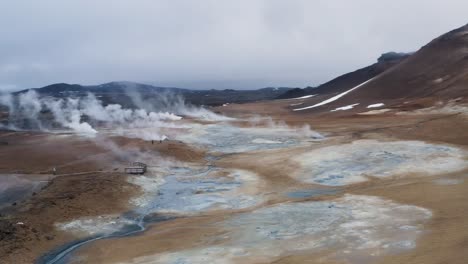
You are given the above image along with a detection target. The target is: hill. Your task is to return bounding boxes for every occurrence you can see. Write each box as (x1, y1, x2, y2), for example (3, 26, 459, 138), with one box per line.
(287, 23, 468, 113)
(277, 52, 410, 99)
(349, 24, 468, 101)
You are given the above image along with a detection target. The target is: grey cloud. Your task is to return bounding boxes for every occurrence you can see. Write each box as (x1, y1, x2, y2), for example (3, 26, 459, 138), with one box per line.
(0, 0, 467, 91)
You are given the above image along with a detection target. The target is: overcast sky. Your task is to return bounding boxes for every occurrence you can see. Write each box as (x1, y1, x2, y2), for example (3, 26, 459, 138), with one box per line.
(1, 0, 467, 91)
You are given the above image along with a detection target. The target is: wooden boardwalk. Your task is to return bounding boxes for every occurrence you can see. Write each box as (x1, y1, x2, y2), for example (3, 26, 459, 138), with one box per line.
(124, 162, 147, 175)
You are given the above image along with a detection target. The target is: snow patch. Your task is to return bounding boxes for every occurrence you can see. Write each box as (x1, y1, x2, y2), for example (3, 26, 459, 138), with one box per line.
(293, 78, 375, 111)
(367, 103, 385, 108)
(292, 94, 316, 100)
(331, 103, 359, 112)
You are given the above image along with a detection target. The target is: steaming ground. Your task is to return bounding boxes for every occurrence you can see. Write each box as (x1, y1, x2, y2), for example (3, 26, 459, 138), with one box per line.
(178, 122, 322, 153)
(130, 168, 262, 214)
(51, 117, 466, 263)
(0, 174, 49, 209)
(293, 140, 467, 186)
(0, 90, 229, 140)
(129, 195, 431, 264)
(1, 93, 468, 264)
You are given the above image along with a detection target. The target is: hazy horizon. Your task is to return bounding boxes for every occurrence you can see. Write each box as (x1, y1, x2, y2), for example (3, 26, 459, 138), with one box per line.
(1, 1, 468, 92)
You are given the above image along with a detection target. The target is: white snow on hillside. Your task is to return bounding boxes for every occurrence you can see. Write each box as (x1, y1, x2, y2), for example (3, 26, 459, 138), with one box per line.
(331, 103, 359, 112)
(293, 78, 376, 111)
(367, 103, 385, 108)
(292, 94, 316, 100)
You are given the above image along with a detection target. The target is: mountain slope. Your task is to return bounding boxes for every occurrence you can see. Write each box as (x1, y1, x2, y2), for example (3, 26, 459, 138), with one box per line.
(277, 52, 410, 99)
(289, 23, 468, 113)
(347, 23, 468, 101)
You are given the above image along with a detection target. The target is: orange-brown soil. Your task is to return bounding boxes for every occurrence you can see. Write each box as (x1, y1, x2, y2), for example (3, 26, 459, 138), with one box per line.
(1, 98, 467, 264)
(0, 132, 204, 263)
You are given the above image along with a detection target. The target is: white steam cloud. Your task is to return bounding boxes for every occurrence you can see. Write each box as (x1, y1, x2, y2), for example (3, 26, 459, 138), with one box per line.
(247, 115, 324, 139)
(122, 85, 233, 122)
(0, 90, 206, 140)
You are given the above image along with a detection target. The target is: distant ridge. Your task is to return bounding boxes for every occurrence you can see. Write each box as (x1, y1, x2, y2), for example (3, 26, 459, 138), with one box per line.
(14, 82, 188, 96)
(13, 81, 292, 107)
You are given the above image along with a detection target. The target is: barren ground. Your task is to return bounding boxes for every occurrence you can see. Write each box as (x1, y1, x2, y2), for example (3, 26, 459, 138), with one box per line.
(1, 98, 467, 264)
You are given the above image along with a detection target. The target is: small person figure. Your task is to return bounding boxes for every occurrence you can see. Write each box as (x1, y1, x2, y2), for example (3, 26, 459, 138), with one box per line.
(53, 167, 56, 175)
(151, 140, 154, 145)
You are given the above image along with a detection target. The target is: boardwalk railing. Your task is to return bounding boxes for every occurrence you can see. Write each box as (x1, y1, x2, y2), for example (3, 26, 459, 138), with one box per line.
(124, 162, 147, 175)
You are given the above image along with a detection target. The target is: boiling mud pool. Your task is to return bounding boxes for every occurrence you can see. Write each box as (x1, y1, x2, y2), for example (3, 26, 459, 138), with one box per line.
(40, 127, 459, 263)
(40, 166, 262, 264)
(286, 188, 339, 199)
(128, 195, 432, 264)
(294, 140, 467, 186)
(178, 123, 321, 153)
(130, 166, 262, 214)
